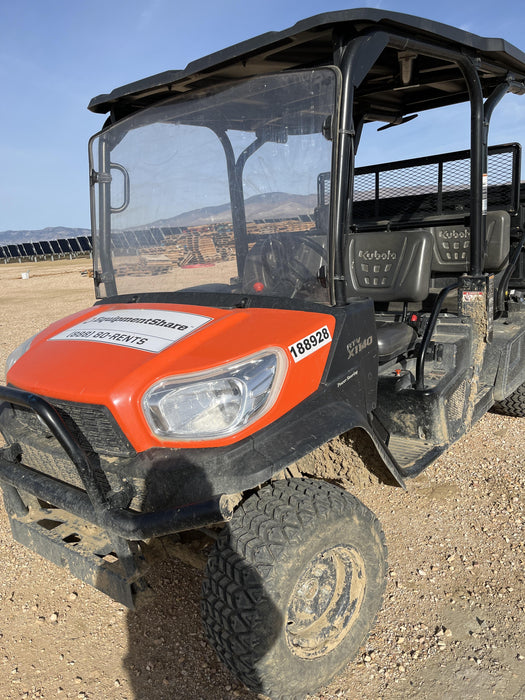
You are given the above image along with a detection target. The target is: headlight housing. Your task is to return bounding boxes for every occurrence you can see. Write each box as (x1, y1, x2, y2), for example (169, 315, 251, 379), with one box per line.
(142, 348, 287, 440)
(5, 334, 38, 376)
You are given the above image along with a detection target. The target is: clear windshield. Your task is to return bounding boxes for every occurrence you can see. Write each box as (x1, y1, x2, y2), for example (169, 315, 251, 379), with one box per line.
(90, 70, 337, 304)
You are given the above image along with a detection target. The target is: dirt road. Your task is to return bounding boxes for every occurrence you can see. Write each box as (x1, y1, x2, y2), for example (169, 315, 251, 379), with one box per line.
(0, 260, 523, 699)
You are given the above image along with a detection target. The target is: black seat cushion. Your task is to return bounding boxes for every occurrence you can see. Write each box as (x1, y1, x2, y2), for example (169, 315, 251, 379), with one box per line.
(376, 321, 417, 362)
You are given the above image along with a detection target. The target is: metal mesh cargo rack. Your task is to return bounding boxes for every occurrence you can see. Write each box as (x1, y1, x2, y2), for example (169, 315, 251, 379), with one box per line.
(318, 143, 521, 229)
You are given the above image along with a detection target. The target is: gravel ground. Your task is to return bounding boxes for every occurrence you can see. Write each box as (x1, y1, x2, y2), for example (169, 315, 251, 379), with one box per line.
(0, 259, 523, 700)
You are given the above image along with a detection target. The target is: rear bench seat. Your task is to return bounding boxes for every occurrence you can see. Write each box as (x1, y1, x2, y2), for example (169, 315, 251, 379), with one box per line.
(429, 210, 510, 273)
(345, 229, 433, 361)
(344, 211, 511, 362)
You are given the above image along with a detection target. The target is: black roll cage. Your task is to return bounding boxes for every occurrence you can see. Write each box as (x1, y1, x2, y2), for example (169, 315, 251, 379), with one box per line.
(89, 12, 525, 307)
(330, 28, 525, 305)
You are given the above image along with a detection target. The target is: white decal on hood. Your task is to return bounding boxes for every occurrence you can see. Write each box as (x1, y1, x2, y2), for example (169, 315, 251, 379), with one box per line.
(288, 325, 332, 362)
(49, 309, 212, 353)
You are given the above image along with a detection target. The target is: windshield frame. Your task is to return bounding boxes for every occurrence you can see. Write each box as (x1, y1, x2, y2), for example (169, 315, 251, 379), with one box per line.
(88, 67, 341, 307)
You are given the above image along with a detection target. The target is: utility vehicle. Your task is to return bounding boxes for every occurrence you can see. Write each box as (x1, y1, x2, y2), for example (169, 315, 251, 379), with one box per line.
(1, 9, 525, 699)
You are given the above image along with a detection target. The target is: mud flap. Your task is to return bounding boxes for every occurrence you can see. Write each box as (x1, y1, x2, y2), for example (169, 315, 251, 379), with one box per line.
(7, 503, 152, 609)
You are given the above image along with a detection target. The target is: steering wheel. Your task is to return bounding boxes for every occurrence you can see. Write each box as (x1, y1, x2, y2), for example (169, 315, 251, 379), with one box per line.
(250, 234, 327, 298)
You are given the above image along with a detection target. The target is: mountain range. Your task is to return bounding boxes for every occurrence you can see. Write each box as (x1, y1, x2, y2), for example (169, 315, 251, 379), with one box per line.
(155, 192, 317, 227)
(0, 192, 317, 244)
(0, 226, 90, 245)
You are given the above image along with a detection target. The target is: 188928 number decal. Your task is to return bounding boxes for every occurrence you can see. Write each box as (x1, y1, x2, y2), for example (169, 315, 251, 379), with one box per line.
(288, 325, 332, 362)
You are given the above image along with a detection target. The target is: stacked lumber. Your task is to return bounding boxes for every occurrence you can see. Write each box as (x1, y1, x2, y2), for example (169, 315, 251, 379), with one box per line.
(139, 254, 172, 275)
(246, 218, 316, 236)
(112, 216, 318, 272)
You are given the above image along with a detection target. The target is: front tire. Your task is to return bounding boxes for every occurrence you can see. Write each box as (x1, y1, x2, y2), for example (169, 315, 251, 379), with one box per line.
(201, 478, 387, 699)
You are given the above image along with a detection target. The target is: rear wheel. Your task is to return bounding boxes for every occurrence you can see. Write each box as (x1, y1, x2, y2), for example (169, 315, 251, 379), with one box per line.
(201, 478, 387, 699)
(493, 382, 525, 417)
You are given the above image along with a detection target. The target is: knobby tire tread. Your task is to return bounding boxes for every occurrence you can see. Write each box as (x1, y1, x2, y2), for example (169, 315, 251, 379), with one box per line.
(201, 478, 387, 698)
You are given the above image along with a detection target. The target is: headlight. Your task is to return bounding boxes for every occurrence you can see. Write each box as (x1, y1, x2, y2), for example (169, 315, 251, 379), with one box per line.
(142, 348, 287, 440)
(5, 334, 38, 376)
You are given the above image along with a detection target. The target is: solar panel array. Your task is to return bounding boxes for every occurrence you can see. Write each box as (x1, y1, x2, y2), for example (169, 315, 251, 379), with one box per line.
(111, 228, 165, 253)
(0, 216, 317, 264)
(0, 235, 92, 262)
(0, 228, 171, 262)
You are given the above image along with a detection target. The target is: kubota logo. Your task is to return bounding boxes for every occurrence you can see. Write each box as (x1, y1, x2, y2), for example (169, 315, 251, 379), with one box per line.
(439, 229, 470, 240)
(358, 249, 397, 262)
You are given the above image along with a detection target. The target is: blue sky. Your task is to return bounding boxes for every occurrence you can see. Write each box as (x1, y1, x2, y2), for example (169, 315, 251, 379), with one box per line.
(1, 0, 525, 231)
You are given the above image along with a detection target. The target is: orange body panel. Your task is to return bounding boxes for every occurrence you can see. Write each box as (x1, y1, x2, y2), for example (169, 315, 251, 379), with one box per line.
(8, 303, 335, 451)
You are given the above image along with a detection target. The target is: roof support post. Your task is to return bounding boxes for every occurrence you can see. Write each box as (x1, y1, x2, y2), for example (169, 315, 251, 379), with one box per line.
(215, 131, 251, 278)
(333, 29, 498, 299)
(483, 77, 524, 204)
(331, 31, 389, 306)
(458, 57, 485, 277)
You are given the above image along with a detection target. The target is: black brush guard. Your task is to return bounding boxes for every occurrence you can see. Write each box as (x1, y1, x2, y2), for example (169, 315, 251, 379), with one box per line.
(0, 386, 233, 608)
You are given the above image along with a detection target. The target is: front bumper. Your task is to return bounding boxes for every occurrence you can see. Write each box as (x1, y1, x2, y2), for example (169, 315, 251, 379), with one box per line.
(0, 386, 234, 538)
(0, 386, 234, 607)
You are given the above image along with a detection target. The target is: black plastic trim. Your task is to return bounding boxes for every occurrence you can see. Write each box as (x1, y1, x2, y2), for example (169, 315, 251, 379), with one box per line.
(94, 290, 336, 313)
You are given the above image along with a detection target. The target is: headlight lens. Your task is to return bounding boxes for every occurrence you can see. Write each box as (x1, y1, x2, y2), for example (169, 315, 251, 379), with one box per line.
(5, 334, 38, 376)
(142, 348, 286, 440)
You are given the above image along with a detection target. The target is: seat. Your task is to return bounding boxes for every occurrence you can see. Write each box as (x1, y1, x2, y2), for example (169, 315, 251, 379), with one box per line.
(346, 229, 433, 362)
(376, 321, 417, 362)
(430, 210, 510, 273)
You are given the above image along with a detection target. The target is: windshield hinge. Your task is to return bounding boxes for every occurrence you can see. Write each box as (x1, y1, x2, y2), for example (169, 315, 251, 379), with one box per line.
(90, 170, 111, 186)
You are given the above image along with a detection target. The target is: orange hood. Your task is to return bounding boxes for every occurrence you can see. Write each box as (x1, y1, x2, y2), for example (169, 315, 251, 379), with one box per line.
(7, 302, 335, 450)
